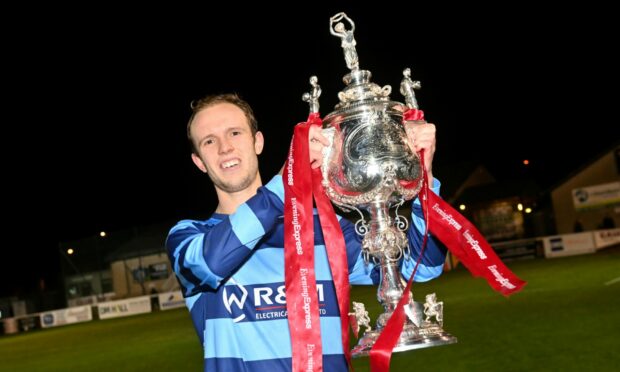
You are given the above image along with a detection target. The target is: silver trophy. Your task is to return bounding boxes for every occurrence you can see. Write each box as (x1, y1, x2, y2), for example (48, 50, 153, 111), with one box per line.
(302, 12, 456, 357)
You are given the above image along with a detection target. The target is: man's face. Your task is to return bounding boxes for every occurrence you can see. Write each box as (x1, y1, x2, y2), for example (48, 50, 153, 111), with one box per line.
(190, 103, 264, 194)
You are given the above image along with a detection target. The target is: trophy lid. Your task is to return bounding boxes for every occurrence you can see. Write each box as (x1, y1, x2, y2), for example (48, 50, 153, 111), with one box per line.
(327, 12, 423, 116)
(300, 12, 423, 118)
(328, 13, 393, 110)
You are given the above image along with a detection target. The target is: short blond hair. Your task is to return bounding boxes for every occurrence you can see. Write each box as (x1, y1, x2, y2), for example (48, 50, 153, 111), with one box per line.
(187, 93, 258, 153)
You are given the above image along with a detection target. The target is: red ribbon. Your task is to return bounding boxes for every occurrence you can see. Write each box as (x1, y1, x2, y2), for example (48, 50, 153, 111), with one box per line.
(369, 109, 526, 371)
(313, 167, 353, 368)
(402, 108, 526, 297)
(284, 113, 352, 371)
(426, 191, 527, 296)
(403, 109, 425, 121)
(284, 121, 323, 371)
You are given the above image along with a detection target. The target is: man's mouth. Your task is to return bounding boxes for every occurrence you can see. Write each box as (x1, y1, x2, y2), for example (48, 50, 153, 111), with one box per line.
(221, 159, 240, 169)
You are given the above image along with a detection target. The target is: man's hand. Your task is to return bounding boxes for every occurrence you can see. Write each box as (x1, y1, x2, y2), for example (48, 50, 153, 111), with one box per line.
(309, 125, 330, 169)
(278, 126, 330, 175)
(404, 121, 436, 181)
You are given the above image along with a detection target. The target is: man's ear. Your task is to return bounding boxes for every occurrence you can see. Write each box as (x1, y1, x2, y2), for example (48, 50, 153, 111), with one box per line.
(191, 153, 208, 173)
(254, 131, 264, 155)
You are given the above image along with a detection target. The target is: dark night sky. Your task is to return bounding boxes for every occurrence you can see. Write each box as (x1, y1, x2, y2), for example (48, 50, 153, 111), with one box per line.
(4, 4, 618, 297)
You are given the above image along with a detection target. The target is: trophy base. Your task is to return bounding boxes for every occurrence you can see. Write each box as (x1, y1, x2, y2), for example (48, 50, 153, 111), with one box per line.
(351, 322, 457, 358)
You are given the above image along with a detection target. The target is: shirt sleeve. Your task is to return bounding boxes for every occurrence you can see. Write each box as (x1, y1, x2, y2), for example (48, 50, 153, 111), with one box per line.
(166, 175, 285, 296)
(403, 178, 447, 281)
(341, 217, 379, 285)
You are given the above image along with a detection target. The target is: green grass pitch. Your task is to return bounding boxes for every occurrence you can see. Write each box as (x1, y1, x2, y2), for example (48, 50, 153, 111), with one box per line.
(2, 247, 618, 371)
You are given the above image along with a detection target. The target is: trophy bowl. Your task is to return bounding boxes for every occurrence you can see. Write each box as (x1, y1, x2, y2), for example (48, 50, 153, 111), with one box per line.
(322, 95, 423, 205)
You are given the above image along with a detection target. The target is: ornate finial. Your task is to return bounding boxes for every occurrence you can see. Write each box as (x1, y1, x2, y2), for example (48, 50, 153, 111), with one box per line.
(330, 12, 359, 71)
(302, 76, 321, 114)
(349, 301, 372, 335)
(423, 293, 444, 327)
(400, 68, 422, 109)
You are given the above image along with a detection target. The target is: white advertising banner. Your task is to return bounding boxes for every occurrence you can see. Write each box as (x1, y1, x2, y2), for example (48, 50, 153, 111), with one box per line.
(593, 228, 620, 250)
(67, 295, 97, 307)
(572, 181, 620, 210)
(543, 232, 596, 258)
(158, 290, 185, 310)
(40, 305, 93, 328)
(97, 296, 152, 319)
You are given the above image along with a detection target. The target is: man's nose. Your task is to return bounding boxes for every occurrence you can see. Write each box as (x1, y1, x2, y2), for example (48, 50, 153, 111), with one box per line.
(218, 138, 233, 154)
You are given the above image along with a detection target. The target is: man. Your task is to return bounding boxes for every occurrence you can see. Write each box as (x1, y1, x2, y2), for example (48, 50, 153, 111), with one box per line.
(166, 93, 446, 371)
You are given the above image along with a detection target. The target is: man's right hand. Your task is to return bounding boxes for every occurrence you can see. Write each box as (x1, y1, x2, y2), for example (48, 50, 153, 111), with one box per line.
(309, 125, 330, 169)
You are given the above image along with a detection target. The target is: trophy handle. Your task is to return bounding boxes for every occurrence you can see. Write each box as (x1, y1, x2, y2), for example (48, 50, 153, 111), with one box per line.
(320, 127, 335, 188)
(400, 68, 421, 110)
(302, 76, 321, 114)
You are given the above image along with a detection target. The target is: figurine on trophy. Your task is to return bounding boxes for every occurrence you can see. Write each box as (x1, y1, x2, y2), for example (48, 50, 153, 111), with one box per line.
(300, 12, 457, 357)
(329, 13, 359, 71)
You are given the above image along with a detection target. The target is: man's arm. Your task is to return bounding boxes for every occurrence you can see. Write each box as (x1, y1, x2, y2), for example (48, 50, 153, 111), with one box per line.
(401, 120, 446, 280)
(166, 176, 285, 296)
(403, 178, 447, 281)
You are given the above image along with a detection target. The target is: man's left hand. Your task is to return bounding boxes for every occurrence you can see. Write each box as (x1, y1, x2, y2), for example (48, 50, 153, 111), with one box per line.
(404, 121, 436, 179)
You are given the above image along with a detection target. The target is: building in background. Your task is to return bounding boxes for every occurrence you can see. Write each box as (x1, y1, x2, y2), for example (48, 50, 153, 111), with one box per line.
(551, 145, 619, 234)
(453, 179, 543, 242)
(59, 221, 179, 306)
(107, 231, 179, 298)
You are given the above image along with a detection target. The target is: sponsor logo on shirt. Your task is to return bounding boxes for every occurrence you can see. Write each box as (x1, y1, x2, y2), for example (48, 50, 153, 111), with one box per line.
(222, 282, 326, 323)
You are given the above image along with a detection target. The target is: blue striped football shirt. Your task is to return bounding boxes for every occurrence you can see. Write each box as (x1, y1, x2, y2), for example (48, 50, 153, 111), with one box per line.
(166, 175, 446, 371)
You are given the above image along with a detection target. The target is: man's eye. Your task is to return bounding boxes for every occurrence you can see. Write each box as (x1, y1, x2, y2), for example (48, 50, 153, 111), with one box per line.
(231, 131, 241, 136)
(205, 139, 214, 145)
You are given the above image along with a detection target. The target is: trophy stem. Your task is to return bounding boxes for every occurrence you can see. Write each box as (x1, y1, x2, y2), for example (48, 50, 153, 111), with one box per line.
(351, 200, 457, 357)
(377, 258, 406, 319)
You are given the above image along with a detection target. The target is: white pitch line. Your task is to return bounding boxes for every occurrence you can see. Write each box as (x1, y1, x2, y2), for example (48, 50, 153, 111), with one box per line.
(604, 276, 620, 286)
